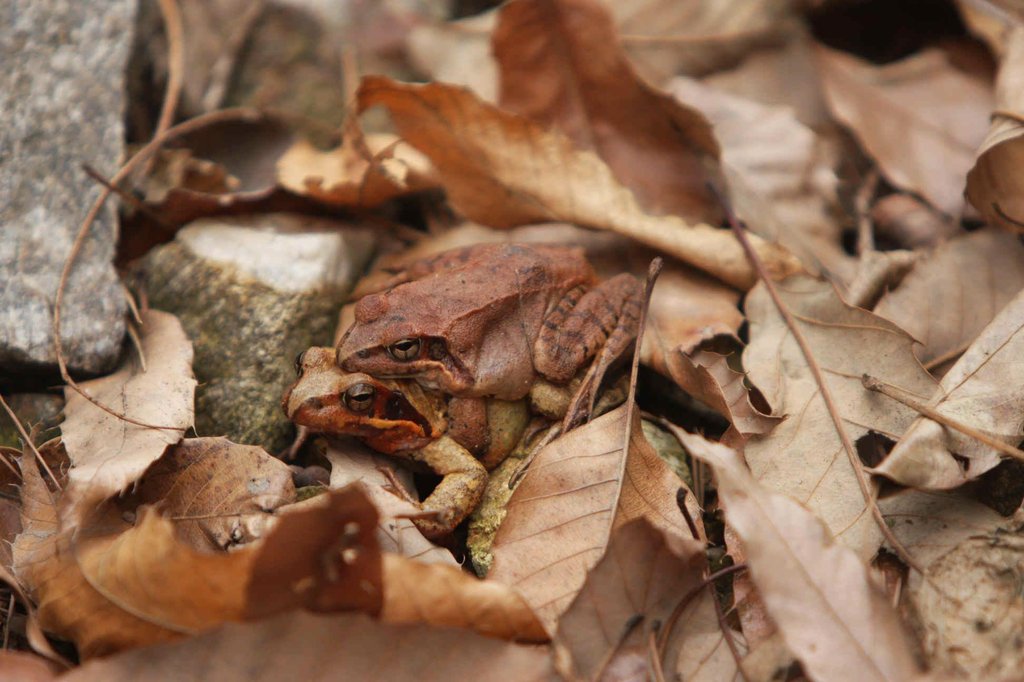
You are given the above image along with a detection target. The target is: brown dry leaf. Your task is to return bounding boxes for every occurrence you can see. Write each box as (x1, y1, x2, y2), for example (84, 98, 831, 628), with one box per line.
(883, 490, 1022, 680)
(276, 118, 436, 209)
(488, 406, 697, 632)
(662, 338, 778, 438)
(126, 437, 295, 551)
(63, 611, 554, 682)
(494, 0, 723, 223)
(381, 554, 547, 643)
(61, 310, 195, 518)
(665, 76, 851, 282)
(358, 76, 802, 290)
(874, 286, 1024, 489)
(0, 448, 23, 570)
(873, 229, 1024, 369)
(552, 518, 716, 680)
(13, 456, 381, 658)
(324, 440, 458, 566)
(742, 275, 937, 559)
(966, 27, 1024, 232)
(816, 45, 993, 216)
(407, 1, 801, 98)
(679, 431, 923, 682)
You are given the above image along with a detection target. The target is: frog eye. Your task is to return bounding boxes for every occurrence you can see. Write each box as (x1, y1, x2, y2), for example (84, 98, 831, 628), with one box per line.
(387, 338, 421, 361)
(294, 350, 307, 376)
(344, 383, 376, 412)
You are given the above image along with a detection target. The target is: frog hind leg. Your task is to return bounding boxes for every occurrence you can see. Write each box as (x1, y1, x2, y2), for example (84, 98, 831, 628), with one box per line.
(404, 436, 488, 539)
(534, 273, 643, 422)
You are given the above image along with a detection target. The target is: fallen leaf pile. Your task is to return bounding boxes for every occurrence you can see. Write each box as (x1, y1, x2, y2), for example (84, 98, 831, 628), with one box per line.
(4, 0, 1024, 680)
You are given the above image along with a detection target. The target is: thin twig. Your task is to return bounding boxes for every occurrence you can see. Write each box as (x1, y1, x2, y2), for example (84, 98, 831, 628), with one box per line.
(657, 564, 748, 661)
(862, 374, 1024, 463)
(0, 395, 60, 491)
(710, 572, 749, 681)
(2, 592, 13, 650)
(713, 185, 927, 577)
(854, 169, 879, 256)
(81, 163, 173, 227)
(55, 107, 264, 431)
(647, 630, 667, 682)
(154, 0, 184, 139)
(593, 614, 644, 681)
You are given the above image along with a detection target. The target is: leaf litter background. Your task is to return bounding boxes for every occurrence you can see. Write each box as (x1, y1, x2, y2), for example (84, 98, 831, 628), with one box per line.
(3, 0, 1024, 680)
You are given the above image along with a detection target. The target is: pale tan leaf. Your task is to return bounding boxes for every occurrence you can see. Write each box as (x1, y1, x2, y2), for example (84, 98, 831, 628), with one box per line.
(407, 12, 499, 102)
(381, 554, 547, 643)
(0, 651, 59, 681)
(61, 310, 195, 508)
(665, 76, 850, 282)
(494, 0, 723, 223)
(324, 440, 458, 566)
(276, 119, 435, 209)
(966, 27, 1024, 232)
(816, 45, 993, 216)
(672, 590, 745, 682)
(552, 518, 710, 680)
(488, 406, 696, 632)
(127, 437, 295, 551)
(357, 76, 803, 290)
(62, 612, 554, 682)
(874, 229, 1024, 368)
(679, 432, 923, 682)
(742, 275, 938, 559)
(883, 490, 1022, 680)
(875, 286, 1024, 489)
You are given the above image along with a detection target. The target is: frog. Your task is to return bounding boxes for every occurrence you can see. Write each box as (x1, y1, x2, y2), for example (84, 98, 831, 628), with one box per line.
(335, 242, 643, 428)
(282, 347, 531, 538)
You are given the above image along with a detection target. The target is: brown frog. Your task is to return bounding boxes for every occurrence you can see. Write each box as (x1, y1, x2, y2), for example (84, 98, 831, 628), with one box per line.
(335, 243, 643, 427)
(282, 347, 530, 538)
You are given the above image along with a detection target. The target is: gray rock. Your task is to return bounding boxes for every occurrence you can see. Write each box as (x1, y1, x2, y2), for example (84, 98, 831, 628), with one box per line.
(142, 214, 374, 453)
(0, 1, 134, 376)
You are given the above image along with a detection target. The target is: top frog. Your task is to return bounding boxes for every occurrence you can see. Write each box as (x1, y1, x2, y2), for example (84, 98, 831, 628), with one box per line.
(335, 243, 642, 409)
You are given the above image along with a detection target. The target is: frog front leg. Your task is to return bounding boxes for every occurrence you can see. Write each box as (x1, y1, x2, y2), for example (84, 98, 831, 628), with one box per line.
(534, 273, 643, 425)
(401, 436, 488, 538)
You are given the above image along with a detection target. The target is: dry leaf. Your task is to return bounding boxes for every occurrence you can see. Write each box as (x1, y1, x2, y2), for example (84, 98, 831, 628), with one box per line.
(488, 406, 697, 632)
(381, 554, 547, 643)
(966, 27, 1024, 232)
(665, 76, 849, 282)
(875, 286, 1024, 489)
(407, 0, 800, 99)
(63, 611, 554, 682)
(13, 456, 381, 658)
(873, 229, 1024, 369)
(816, 45, 993, 216)
(126, 437, 295, 550)
(0, 651, 60, 681)
(552, 518, 710, 680)
(357, 75, 802, 289)
(324, 440, 458, 566)
(60, 310, 195, 516)
(869, 194, 960, 250)
(742, 275, 937, 559)
(276, 118, 435, 209)
(883, 490, 1022, 680)
(662, 339, 778, 438)
(680, 432, 923, 682)
(494, 0, 723, 223)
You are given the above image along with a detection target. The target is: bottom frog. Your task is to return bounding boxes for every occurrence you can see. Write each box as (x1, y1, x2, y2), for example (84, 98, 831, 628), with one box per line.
(282, 347, 531, 538)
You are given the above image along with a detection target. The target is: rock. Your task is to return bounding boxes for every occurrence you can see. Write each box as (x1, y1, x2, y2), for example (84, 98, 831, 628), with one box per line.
(0, 0, 133, 377)
(142, 214, 374, 453)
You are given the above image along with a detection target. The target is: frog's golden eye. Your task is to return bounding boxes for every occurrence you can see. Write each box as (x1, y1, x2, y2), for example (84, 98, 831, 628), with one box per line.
(294, 350, 307, 376)
(344, 383, 376, 412)
(387, 338, 421, 361)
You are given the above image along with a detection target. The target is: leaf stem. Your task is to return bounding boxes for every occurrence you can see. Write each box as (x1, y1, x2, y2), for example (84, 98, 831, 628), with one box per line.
(862, 374, 1024, 463)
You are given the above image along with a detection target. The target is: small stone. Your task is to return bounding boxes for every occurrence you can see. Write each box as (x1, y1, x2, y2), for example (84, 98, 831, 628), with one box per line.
(0, 1, 133, 377)
(142, 214, 374, 453)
